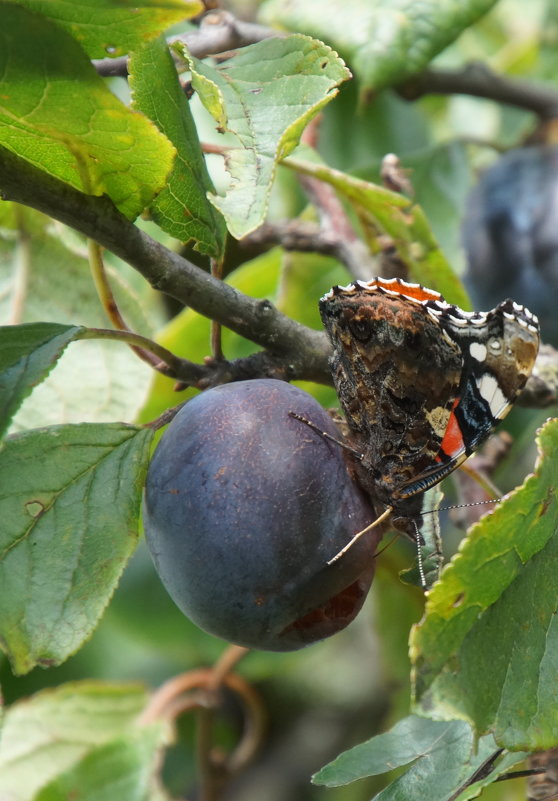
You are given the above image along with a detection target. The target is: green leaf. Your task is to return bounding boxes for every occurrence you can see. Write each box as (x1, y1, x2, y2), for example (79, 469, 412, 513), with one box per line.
(314, 715, 469, 786)
(0, 4, 175, 220)
(0, 681, 152, 801)
(179, 35, 351, 239)
(410, 418, 558, 750)
(0, 219, 156, 429)
(129, 36, 226, 256)
(8, 0, 203, 60)
(354, 140, 474, 272)
(451, 750, 529, 801)
(314, 714, 525, 800)
(285, 155, 470, 307)
(0, 423, 153, 674)
(260, 0, 499, 92)
(0, 323, 82, 438)
(35, 726, 167, 801)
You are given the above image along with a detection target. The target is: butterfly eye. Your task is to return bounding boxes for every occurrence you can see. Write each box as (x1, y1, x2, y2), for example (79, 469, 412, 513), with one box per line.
(348, 317, 372, 342)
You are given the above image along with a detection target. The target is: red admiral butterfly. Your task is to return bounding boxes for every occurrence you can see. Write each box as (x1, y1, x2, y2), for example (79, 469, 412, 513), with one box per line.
(319, 277, 540, 562)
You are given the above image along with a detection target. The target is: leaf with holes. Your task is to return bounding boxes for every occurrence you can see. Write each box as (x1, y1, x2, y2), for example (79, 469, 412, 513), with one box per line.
(260, 0, 499, 92)
(178, 34, 350, 239)
(411, 418, 558, 751)
(0, 423, 153, 674)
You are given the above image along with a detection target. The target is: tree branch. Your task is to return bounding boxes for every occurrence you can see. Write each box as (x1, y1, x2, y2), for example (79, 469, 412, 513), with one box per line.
(397, 63, 558, 119)
(241, 220, 376, 279)
(93, 10, 278, 77)
(0, 146, 331, 386)
(1, 146, 555, 404)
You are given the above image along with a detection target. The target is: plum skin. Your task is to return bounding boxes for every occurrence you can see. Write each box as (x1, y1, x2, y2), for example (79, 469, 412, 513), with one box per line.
(143, 379, 380, 651)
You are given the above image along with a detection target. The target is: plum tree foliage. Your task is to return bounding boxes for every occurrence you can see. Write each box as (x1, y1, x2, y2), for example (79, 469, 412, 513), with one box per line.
(1, 1, 558, 800)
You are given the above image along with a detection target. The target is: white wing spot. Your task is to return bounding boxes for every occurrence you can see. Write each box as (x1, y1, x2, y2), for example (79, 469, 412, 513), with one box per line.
(469, 342, 487, 362)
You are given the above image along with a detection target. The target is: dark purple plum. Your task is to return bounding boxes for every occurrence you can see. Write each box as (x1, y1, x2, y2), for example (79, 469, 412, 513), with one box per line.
(143, 379, 379, 651)
(463, 145, 558, 345)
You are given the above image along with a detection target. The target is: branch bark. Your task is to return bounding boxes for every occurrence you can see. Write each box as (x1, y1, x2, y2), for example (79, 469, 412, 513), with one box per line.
(242, 220, 376, 279)
(1, 145, 556, 403)
(398, 64, 558, 119)
(0, 146, 331, 386)
(93, 10, 278, 77)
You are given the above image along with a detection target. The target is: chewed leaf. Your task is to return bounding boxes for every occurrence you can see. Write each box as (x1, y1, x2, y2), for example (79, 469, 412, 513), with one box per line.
(179, 35, 351, 239)
(0, 423, 153, 674)
(411, 418, 558, 751)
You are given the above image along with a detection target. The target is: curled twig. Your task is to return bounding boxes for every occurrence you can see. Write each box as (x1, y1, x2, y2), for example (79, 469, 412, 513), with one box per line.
(139, 646, 263, 799)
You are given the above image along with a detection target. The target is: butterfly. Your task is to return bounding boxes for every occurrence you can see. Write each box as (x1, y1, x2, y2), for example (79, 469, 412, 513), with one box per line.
(319, 277, 540, 568)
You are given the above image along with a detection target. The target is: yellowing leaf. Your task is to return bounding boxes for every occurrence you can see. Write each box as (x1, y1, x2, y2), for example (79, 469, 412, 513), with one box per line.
(8, 0, 203, 59)
(285, 155, 469, 306)
(0, 5, 175, 219)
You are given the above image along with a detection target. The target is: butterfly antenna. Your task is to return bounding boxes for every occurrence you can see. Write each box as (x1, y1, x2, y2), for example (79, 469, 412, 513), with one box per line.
(418, 498, 499, 517)
(413, 519, 427, 590)
(328, 506, 393, 564)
